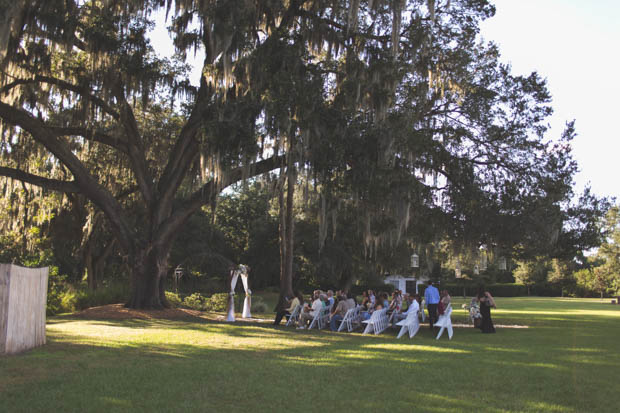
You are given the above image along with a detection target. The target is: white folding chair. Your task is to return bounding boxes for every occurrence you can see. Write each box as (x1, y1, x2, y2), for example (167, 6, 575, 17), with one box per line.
(285, 304, 302, 327)
(309, 305, 331, 330)
(396, 309, 421, 339)
(319, 305, 332, 329)
(338, 305, 362, 332)
(362, 308, 389, 335)
(388, 309, 400, 326)
(435, 305, 453, 340)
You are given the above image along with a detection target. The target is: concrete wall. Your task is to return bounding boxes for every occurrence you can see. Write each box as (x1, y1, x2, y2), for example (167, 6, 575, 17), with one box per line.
(0, 264, 49, 355)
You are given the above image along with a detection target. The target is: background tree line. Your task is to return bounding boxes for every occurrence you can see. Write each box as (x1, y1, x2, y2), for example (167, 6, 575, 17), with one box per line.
(1, 175, 617, 308)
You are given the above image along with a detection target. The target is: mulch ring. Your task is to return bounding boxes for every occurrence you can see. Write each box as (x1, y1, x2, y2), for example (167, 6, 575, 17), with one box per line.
(73, 304, 206, 320)
(72, 303, 271, 323)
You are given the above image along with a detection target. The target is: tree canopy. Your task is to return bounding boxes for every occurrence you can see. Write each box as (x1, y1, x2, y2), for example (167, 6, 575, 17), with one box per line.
(1, 0, 608, 307)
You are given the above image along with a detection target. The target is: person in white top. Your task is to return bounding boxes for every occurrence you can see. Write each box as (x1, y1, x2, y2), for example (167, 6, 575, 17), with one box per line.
(298, 290, 322, 329)
(393, 293, 420, 324)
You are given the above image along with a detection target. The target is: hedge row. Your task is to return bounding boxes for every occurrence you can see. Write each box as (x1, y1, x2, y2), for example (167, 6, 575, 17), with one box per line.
(440, 283, 529, 297)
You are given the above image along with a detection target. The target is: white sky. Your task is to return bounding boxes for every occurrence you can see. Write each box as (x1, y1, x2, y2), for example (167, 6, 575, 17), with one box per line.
(151, 1, 620, 201)
(479, 0, 620, 201)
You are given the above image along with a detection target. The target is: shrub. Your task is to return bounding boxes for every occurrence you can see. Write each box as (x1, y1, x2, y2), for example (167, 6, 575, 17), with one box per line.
(531, 283, 563, 297)
(263, 285, 280, 293)
(443, 283, 528, 297)
(182, 292, 208, 311)
(250, 296, 268, 313)
(491, 283, 528, 297)
(60, 290, 79, 313)
(204, 292, 231, 312)
(75, 282, 129, 309)
(46, 266, 79, 315)
(165, 291, 182, 308)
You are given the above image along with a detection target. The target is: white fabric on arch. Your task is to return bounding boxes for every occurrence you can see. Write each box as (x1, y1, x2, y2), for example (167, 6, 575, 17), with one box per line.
(227, 270, 240, 322)
(241, 271, 251, 318)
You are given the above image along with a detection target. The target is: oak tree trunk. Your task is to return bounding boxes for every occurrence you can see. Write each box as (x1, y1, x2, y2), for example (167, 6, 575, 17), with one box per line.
(276, 161, 296, 311)
(126, 243, 172, 309)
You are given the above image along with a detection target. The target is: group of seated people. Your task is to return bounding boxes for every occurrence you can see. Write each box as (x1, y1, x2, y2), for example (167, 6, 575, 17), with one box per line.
(360, 289, 416, 321)
(273, 286, 453, 332)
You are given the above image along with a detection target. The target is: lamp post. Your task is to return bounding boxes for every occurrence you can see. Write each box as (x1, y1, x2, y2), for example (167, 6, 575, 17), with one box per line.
(173, 265, 184, 293)
(411, 253, 419, 293)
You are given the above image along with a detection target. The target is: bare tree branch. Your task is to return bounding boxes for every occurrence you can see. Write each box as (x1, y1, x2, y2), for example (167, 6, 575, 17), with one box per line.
(112, 81, 154, 204)
(153, 74, 211, 227)
(47, 126, 129, 153)
(0, 166, 80, 193)
(0, 75, 120, 120)
(0, 100, 135, 252)
(156, 153, 286, 249)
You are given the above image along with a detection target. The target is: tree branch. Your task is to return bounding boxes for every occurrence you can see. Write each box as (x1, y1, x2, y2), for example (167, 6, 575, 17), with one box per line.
(0, 100, 135, 253)
(47, 126, 129, 153)
(0, 166, 80, 193)
(112, 81, 154, 205)
(156, 154, 286, 248)
(32, 75, 120, 120)
(153, 75, 211, 227)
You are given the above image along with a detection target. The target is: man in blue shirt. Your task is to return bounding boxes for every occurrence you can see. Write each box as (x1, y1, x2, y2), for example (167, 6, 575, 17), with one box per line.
(424, 280, 440, 329)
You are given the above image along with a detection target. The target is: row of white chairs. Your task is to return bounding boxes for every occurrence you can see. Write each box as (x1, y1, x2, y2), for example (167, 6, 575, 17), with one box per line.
(285, 303, 453, 340)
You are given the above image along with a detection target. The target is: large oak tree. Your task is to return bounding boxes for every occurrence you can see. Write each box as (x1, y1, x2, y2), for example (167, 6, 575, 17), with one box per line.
(1, 0, 453, 307)
(1, 0, 605, 308)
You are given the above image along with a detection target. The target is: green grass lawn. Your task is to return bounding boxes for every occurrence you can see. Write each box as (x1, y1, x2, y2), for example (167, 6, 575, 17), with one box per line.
(2, 297, 619, 412)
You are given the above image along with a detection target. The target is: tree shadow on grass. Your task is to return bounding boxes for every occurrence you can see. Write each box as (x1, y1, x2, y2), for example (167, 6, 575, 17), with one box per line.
(5, 330, 593, 413)
(7, 314, 619, 413)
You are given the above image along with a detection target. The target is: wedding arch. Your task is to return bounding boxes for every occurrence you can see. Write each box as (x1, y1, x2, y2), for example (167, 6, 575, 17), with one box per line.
(226, 264, 251, 322)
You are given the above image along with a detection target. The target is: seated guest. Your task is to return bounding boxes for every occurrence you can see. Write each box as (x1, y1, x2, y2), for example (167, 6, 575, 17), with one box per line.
(413, 293, 422, 307)
(273, 290, 304, 325)
(438, 289, 451, 315)
(442, 289, 451, 306)
(361, 291, 370, 310)
(329, 294, 355, 331)
(319, 293, 329, 308)
(388, 290, 402, 314)
(297, 290, 322, 329)
(380, 292, 390, 309)
(329, 295, 343, 320)
(345, 292, 356, 308)
(401, 293, 412, 311)
(361, 298, 384, 321)
(368, 290, 376, 309)
(392, 293, 420, 324)
(327, 290, 335, 307)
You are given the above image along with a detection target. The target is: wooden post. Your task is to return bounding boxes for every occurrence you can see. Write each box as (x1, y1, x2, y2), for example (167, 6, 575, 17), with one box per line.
(0, 264, 49, 355)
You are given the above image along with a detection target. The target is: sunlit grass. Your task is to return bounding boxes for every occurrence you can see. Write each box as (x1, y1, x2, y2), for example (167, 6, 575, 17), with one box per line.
(1, 297, 619, 412)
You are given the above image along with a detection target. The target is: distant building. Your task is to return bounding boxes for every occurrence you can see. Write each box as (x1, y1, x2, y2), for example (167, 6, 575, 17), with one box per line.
(384, 274, 429, 295)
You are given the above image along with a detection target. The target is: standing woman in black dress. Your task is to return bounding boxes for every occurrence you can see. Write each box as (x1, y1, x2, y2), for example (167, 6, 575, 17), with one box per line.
(477, 287, 496, 333)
